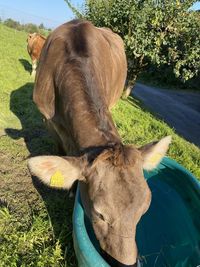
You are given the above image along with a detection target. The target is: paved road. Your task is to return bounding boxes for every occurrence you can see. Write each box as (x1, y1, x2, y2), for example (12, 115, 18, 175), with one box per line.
(132, 83, 200, 147)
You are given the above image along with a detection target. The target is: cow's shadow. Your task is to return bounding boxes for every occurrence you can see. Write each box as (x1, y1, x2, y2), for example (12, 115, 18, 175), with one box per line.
(6, 83, 76, 264)
(19, 58, 32, 74)
(32, 176, 76, 263)
(5, 82, 54, 156)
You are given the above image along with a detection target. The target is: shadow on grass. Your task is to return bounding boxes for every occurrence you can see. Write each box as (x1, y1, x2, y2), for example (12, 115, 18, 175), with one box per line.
(5, 82, 55, 156)
(5, 82, 76, 266)
(124, 95, 153, 113)
(32, 176, 77, 266)
(0, 199, 9, 209)
(19, 58, 32, 74)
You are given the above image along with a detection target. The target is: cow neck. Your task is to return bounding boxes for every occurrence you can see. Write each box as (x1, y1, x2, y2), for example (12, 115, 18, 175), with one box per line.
(71, 104, 120, 151)
(58, 57, 121, 151)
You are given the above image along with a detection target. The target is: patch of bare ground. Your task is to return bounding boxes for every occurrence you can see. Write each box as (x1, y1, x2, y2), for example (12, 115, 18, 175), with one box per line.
(0, 149, 43, 223)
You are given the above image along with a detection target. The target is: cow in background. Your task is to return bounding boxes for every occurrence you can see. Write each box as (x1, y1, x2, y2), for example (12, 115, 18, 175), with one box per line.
(28, 20, 171, 267)
(27, 33, 46, 76)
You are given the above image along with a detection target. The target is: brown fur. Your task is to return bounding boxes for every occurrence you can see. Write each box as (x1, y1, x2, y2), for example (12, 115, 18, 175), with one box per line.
(34, 20, 127, 155)
(27, 33, 46, 62)
(31, 20, 169, 266)
(27, 33, 46, 75)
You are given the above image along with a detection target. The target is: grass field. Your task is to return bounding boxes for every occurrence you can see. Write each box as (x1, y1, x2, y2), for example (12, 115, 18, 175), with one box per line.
(0, 24, 200, 267)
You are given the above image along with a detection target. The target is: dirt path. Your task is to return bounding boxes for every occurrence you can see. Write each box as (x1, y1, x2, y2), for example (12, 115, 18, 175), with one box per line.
(132, 83, 200, 147)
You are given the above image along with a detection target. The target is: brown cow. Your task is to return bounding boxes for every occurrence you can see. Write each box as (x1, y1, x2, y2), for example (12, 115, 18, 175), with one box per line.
(28, 20, 171, 267)
(27, 32, 46, 76)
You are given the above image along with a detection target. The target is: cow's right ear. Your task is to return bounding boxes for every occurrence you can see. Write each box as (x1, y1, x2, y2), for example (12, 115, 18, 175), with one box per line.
(28, 156, 86, 189)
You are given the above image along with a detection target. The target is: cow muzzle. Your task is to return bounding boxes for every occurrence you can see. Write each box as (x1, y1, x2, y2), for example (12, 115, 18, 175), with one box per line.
(101, 250, 141, 267)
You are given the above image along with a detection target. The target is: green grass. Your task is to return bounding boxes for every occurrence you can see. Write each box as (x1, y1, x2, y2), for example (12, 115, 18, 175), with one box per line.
(0, 23, 200, 267)
(0, 24, 76, 267)
(112, 98, 200, 177)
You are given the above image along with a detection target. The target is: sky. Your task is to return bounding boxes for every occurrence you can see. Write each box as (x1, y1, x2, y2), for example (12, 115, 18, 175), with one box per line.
(0, 0, 199, 29)
(192, 1, 200, 10)
(0, 0, 85, 29)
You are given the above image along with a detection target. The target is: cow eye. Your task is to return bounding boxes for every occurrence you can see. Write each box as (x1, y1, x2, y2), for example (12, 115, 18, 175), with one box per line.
(96, 212, 105, 221)
(94, 209, 112, 225)
(94, 208, 106, 221)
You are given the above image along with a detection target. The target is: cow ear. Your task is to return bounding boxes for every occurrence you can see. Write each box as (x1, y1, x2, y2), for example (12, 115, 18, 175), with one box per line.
(139, 136, 172, 171)
(33, 37, 55, 120)
(28, 156, 86, 189)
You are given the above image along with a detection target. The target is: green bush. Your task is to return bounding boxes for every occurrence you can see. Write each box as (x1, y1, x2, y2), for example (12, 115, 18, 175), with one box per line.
(65, 0, 200, 89)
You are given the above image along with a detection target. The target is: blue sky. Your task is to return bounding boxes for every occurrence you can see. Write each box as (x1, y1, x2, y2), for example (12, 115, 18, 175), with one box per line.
(192, 1, 200, 9)
(0, 0, 199, 29)
(0, 0, 85, 29)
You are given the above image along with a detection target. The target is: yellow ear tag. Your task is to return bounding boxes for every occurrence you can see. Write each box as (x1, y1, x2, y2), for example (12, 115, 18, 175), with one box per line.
(50, 171, 64, 187)
(149, 153, 161, 164)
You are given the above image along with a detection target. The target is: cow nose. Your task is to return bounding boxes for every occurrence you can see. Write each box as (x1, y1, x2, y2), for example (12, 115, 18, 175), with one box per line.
(101, 250, 138, 267)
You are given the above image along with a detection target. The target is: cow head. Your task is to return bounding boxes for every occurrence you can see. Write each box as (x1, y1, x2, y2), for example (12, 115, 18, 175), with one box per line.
(27, 32, 36, 42)
(28, 136, 171, 266)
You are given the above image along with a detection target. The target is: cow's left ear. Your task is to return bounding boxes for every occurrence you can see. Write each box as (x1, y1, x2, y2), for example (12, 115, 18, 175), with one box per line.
(28, 155, 86, 189)
(139, 136, 172, 171)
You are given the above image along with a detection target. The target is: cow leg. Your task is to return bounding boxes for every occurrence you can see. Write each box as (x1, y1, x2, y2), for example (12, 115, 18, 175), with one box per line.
(122, 85, 132, 99)
(122, 78, 136, 99)
(31, 60, 37, 77)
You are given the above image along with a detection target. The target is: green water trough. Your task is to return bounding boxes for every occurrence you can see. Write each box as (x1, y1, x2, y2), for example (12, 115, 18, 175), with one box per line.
(73, 157, 200, 267)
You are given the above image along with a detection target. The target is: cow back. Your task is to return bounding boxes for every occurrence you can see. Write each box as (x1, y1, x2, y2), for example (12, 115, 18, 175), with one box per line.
(34, 20, 127, 120)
